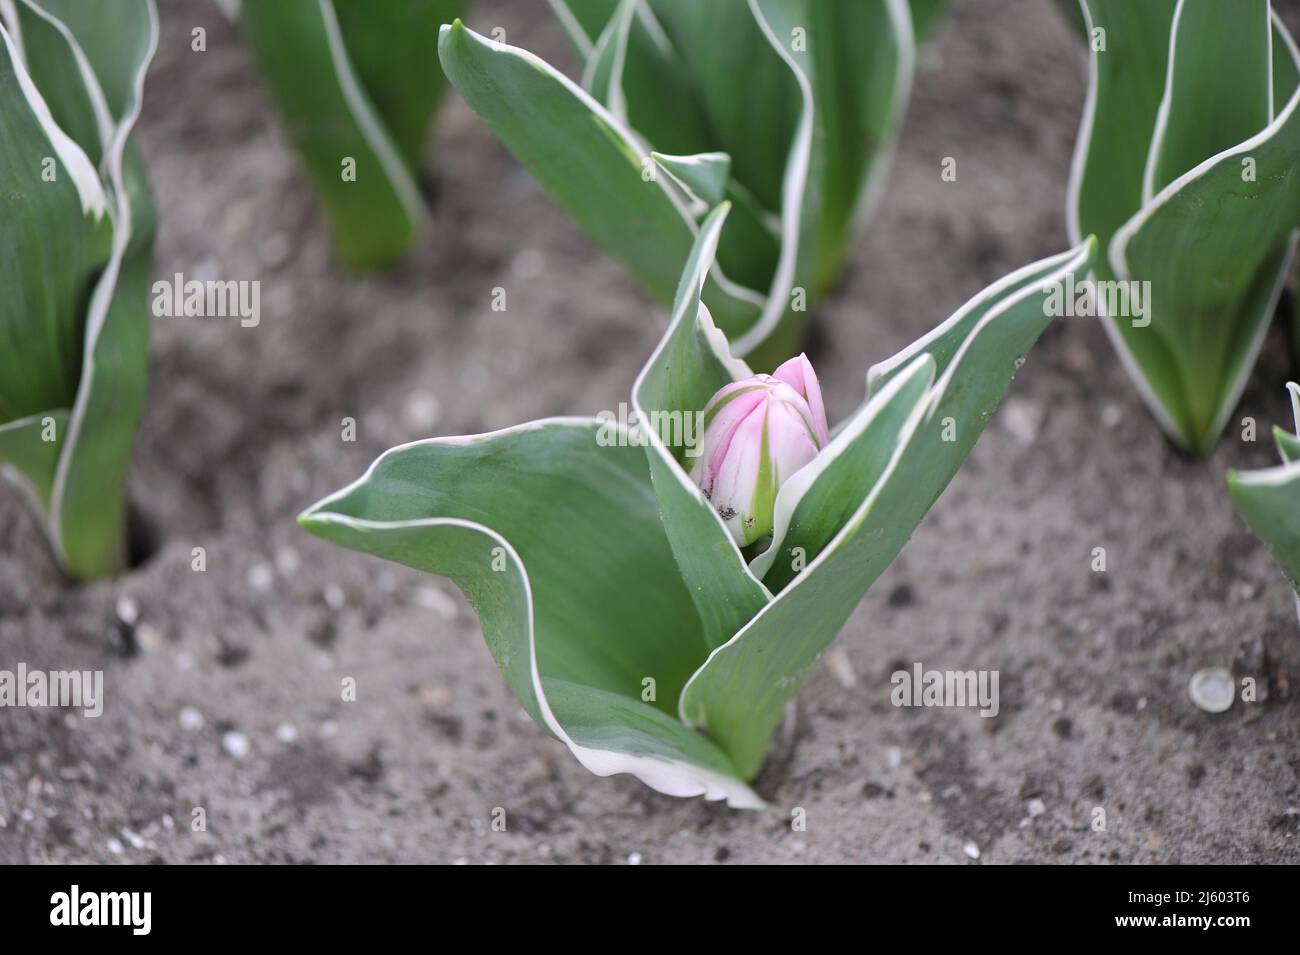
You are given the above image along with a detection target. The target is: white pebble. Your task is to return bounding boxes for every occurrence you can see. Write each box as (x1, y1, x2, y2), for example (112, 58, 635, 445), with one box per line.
(963, 840, 981, 860)
(1026, 798, 1046, 818)
(511, 248, 545, 280)
(222, 731, 250, 759)
(275, 722, 299, 743)
(107, 838, 125, 855)
(179, 707, 205, 731)
(275, 547, 301, 576)
(115, 596, 140, 626)
(247, 562, 274, 592)
(323, 584, 346, 611)
(627, 852, 642, 866)
(404, 391, 442, 432)
(135, 623, 163, 652)
(1000, 397, 1042, 446)
(823, 646, 856, 688)
(414, 586, 458, 620)
(1189, 668, 1234, 713)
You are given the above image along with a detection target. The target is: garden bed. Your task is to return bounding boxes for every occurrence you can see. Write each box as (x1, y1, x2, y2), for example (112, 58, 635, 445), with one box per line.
(1, 0, 1297, 863)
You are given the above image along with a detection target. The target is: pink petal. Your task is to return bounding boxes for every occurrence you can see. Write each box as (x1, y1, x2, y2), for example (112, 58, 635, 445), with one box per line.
(693, 386, 767, 493)
(773, 353, 829, 447)
(709, 398, 768, 542)
(767, 398, 821, 483)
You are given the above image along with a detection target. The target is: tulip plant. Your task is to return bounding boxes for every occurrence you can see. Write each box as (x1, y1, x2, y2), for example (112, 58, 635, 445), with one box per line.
(236, 0, 466, 270)
(438, 1, 917, 368)
(0, 0, 158, 580)
(301, 203, 1094, 806)
(1068, 0, 1300, 455)
(1228, 384, 1300, 616)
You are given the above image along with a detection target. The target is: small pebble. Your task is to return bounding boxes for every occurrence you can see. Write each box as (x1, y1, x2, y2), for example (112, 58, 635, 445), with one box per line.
(1026, 798, 1046, 818)
(963, 840, 981, 860)
(175, 651, 195, 672)
(1001, 397, 1041, 446)
(404, 391, 442, 432)
(414, 586, 458, 620)
(179, 707, 205, 731)
(115, 596, 140, 627)
(319, 720, 339, 739)
(275, 722, 299, 743)
(135, 623, 163, 652)
(1101, 403, 1124, 429)
(1189, 667, 1234, 714)
(323, 584, 346, 611)
(275, 547, 301, 576)
(246, 562, 274, 592)
(823, 646, 856, 689)
(222, 731, 250, 759)
(627, 852, 642, 866)
(886, 746, 902, 770)
(107, 838, 124, 855)
(511, 248, 545, 280)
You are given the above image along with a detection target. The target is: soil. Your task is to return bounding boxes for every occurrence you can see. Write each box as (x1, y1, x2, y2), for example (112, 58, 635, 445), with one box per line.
(3, 0, 1299, 864)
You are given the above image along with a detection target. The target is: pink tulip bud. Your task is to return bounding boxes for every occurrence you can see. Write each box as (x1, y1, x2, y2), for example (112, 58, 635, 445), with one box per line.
(691, 354, 830, 546)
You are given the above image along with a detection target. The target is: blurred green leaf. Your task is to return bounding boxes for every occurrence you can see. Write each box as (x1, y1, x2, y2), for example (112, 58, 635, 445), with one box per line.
(241, 0, 428, 270)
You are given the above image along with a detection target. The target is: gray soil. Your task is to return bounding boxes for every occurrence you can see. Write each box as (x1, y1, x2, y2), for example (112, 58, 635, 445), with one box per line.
(3, 0, 1299, 864)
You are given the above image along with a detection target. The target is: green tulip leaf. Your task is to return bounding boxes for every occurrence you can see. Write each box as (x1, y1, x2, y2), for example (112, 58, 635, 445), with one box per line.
(331, 0, 466, 174)
(300, 419, 763, 808)
(1070, 0, 1300, 453)
(1141, 0, 1271, 201)
(651, 151, 732, 210)
(443, 2, 919, 362)
(0, 411, 68, 516)
(1231, 381, 1300, 603)
(1229, 460, 1300, 593)
(680, 238, 1096, 779)
(438, 19, 765, 339)
(631, 204, 772, 652)
(0, 0, 157, 580)
(240, 0, 428, 271)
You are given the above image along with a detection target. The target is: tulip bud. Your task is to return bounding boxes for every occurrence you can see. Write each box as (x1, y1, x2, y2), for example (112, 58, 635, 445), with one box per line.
(691, 354, 830, 546)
